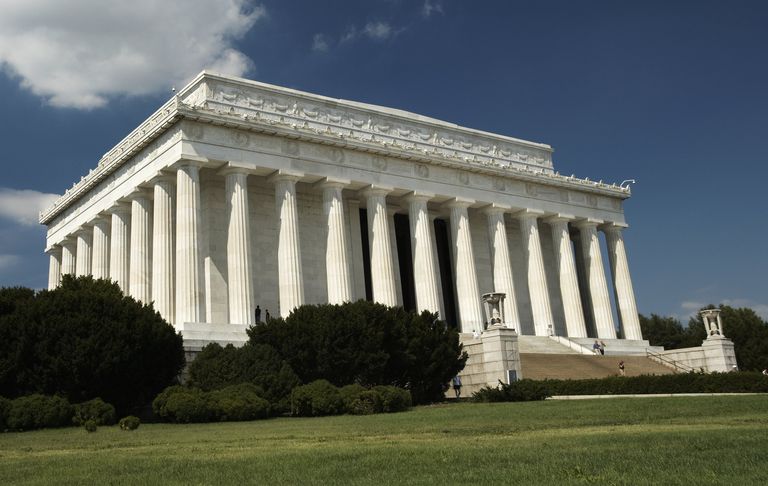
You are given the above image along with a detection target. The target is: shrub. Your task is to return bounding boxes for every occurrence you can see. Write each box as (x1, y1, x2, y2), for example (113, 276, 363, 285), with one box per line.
(84, 420, 97, 432)
(248, 301, 467, 404)
(208, 383, 270, 421)
(473, 380, 551, 403)
(0, 277, 185, 415)
(0, 396, 9, 430)
(159, 387, 211, 423)
(373, 386, 412, 412)
(6, 394, 73, 430)
(73, 398, 116, 426)
(348, 390, 383, 415)
(290, 380, 344, 417)
(339, 384, 367, 410)
(119, 416, 141, 430)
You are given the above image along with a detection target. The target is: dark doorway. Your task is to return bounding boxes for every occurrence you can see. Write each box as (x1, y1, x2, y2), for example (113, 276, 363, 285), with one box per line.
(394, 213, 416, 312)
(359, 208, 373, 301)
(434, 218, 458, 328)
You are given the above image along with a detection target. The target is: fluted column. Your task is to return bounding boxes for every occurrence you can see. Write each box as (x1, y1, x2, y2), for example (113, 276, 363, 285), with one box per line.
(603, 224, 642, 340)
(61, 239, 76, 277)
(406, 192, 441, 314)
(273, 171, 305, 317)
(224, 169, 254, 324)
(484, 205, 521, 329)
(321, 178, 353, 304)
(362, 186, 398, 307)
(47, 246, 62, 289)
(176, 163, 204, 323)
(576, 219, 616, 339)
(91, 216, 110, 280)
(152, 176, 175, 324)
(109, 203, 131, 292)
(547, 215, 588, 338)
(129, 191, 152, 303)
(447, 198, 483, 333)
(517, 210, 554, 336)
(74, 227, 92, 277)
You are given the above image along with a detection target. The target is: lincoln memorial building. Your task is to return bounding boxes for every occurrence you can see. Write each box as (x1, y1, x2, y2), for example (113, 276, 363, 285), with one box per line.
(40, 71, 645, 352)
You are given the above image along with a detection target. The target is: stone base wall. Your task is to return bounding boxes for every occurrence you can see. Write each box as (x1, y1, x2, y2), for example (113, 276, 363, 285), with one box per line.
(451, 327, 522, 397)
(657, 337, 738, 373)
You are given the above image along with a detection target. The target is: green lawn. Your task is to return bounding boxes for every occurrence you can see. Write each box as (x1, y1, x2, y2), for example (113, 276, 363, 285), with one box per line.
(1, 396, 767, 485)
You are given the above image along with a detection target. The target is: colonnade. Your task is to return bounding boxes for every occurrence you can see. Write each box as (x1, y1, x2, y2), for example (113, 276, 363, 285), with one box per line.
(45, 162, 642, 340)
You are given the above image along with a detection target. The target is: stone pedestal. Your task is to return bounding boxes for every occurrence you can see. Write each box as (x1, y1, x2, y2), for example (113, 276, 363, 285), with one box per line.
(700, 336, 738, 372)
(453, 327, 521, 397)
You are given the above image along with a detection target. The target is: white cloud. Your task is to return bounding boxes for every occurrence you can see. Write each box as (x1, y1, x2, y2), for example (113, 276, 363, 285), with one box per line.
(680, 301, 706, 312)
(422, 0, 444, 18)
(0, 0, 265, 109)
(0, 188, 60, 225)
(721, 299, 768, 321)
(363, 21, 395, 41)
(312, 33, 329, 52)
(0, 255, 21, 270)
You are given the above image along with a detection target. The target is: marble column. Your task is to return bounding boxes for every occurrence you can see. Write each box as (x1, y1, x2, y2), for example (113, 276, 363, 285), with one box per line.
(405, 192, 441, 314)
(74, 227, 92, 277)
(447, 198, 483, 333)
(109, 203, 131, 292)
(273, 171, 305, 317)
(129, 191, 152, 303)
(484, 205, 521, 329)
(152, 176, 175, 324)
(363, 186, 398, 307)
(517, 210, 554, 336)
(91, 216, 110, 280)
(224, 169, 254, 324)
(47, 246, 62, 289)
(576, 219, 616, 339)
(321, 178, 353, 305)
(61, 239, 76, 277)
(603, 224, 642, 340)
(547, 215, 588, 338)
(176, 162, 204, 324)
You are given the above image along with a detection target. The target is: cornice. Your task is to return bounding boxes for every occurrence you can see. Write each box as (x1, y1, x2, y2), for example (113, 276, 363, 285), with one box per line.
(39, 72, 632, 225)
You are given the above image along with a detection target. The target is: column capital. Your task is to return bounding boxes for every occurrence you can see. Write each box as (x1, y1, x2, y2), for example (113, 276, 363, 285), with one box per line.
(482, 203, 512, 215)
(92, 213, 111, 225)
(316, 177, 351, 190)
(600, 222, 629, 234)
(361, 184, 394, 198)
(73, 224, 92, 236)
(172, 156, 208, 170)
(45, 244, 62, 255)
(574, 217, 604, 229)
(443, 197, 475, 209)
(108, 201, 132, 215)
(150, 170, 177, 185)
(218, 164, 252, 177)
(129, 188, 153, 200)
(515, 208, 545, 221)
(544, 213, 576, 225)
(403, 191, 435, 204)
(269, 169, 304, 184)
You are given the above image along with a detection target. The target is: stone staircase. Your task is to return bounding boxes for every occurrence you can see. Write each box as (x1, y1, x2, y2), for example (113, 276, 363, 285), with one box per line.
(517, 336, 580, 354)
(520, 353, 676, 380)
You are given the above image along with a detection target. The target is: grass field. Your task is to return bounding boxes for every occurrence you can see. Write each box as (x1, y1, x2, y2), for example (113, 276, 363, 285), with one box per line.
(1, 396, 767, 485)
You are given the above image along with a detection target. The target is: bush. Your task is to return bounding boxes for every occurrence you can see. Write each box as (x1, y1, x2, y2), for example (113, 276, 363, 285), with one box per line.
(473, 380, 551, 403)
(153, 387, 211, 423)
(73, 398, 116, 426)
(208, 383, 270, 421)
(347, 390, 383, 415)
(339, 384, 367, 410)
(6, 394, 73, 431)
(290, 380, 344, 417)
(84, 420, 97, 432)
(248, 301, 467, 404)
(188, 343, 301, 414)
(0, 396, 9, 430)
(0, 277, 185, 415)
(119, 415, 141, 430)
(373, 386, 412, 412)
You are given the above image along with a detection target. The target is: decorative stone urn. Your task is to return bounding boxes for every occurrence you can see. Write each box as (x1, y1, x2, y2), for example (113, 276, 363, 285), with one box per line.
(481, 292, 507, 329)
(700, 308, 725, 339)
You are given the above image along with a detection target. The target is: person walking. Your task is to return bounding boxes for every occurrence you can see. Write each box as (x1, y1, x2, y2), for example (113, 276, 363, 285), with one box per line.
(619, 361, 625, 376)
(599, 341, 606, 356)
(452, 375, 462, 398)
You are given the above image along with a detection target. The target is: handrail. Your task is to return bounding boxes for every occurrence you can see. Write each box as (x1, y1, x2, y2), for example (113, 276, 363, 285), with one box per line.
(646, 349, 695, 374)
(548, 335, 595, 355)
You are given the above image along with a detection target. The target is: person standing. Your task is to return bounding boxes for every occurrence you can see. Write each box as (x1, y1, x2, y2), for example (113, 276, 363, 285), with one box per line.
(255, 305, 261, 323)
(619, 361, 625, 376)
(599, 341, 606, 356)
(452, 375, 462, 398)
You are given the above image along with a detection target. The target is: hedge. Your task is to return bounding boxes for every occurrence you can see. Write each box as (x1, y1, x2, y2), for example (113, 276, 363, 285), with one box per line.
(152, 384, 270, 423)
(73, 398, 116, 426)
(5, 394, 73, 431)
(291, 380, 412, 416)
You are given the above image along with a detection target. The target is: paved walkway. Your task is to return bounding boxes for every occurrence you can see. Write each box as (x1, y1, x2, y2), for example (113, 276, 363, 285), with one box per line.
(549, 393, 763, 400)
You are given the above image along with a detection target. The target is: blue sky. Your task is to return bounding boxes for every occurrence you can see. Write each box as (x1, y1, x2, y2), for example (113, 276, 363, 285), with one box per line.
(0, 0, 766, 320)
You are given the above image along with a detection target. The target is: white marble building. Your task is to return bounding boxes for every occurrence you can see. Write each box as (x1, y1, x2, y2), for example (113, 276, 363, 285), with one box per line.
(40, 71, 643, 346)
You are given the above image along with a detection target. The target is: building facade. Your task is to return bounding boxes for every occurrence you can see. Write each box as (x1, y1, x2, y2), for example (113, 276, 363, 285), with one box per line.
(40, 72, 642, 344)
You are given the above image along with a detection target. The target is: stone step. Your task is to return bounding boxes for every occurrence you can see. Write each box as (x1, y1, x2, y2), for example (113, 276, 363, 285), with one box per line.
(517, 336, 579, 354)
(520, 353, 676, 380)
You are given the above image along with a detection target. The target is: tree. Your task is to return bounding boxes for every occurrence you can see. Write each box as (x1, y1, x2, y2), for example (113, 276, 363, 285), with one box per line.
(639, 314, 705, 350)
(247, 301, 467, 404)
(0, 276, 185, 414)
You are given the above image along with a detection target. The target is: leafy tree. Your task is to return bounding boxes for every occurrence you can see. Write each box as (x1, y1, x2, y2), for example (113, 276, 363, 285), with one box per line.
(640, 313, 705, 349)
(0, 276, 185, 415)
(247, 300, 467, 404)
